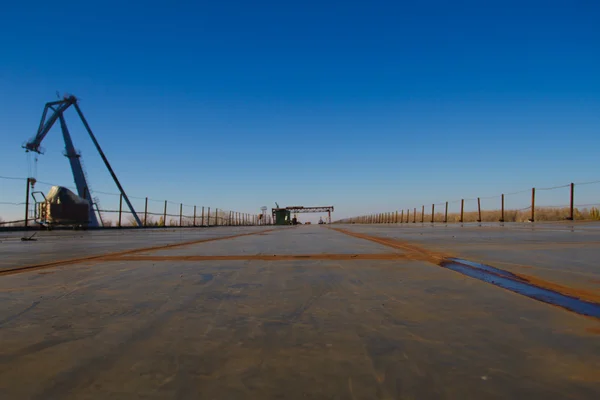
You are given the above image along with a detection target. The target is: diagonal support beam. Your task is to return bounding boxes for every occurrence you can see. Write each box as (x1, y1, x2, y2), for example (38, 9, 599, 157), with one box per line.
(73, 103, 142, 227)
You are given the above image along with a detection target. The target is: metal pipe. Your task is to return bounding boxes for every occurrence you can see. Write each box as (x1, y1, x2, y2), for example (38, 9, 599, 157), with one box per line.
(193, 205, 197, 227)
(201, 206, 205, 226)
(180, 203, 183, 227)
(460, 199, 464, 223)
(500, 194, 504, 222)
(431, 204, 435, 223)
(421, 205, 424, 223)
(477, 198, 482, 223)
(207, 207, 211, 226)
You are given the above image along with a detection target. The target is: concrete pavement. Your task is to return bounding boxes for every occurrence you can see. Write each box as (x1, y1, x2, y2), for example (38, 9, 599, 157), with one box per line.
(0, 225, 599, 399)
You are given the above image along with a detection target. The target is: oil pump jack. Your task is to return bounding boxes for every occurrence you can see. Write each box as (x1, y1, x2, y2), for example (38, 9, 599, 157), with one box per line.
(23, 95, 142, 227)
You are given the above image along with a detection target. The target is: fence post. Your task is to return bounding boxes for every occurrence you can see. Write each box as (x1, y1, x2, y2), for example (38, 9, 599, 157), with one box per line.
(413, 208, 416, 223)
(421, 205, 424, 223)
(500, 194, 505, 222)
(144, 197, 148, 227)
(207, 207, 211, 226)
(395, 211, 398, 223)
(193, 205, 197, 226)
(216, 208, 219, 226)
(163, 200, 167, 227)
(444, 201, 448, 223)
(431, 204, 435, 223)
(460, 199, 464, 223)
(180, 203, 183, 227)
(24, 178, 31, 229)
(530, 188, 535, 222)
(477, 198, 482, 223)
(568, 183, 574, 220)
(118, 194, 123, 228)
(201, 206, 205, 226)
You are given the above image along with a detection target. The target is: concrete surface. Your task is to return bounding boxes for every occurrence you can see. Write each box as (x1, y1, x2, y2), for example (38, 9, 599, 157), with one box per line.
(0, 226, 278, 271)
(335, 222, 600, 301)
(0, 225, 599, 399)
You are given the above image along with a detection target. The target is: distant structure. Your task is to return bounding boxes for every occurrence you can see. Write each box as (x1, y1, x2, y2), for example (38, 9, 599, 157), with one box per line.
(260, 206, 268, 225)
(271, 205, 334, 225)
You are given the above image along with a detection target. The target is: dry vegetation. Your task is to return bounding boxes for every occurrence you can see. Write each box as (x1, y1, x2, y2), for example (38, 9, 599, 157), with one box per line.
(347, 207, 600, 224)
(435, 207, 599, 223)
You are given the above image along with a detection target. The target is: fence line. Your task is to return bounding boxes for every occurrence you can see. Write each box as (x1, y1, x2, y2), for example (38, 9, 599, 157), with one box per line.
(336, 181, 600, 224)
(0, 175, 271, 228)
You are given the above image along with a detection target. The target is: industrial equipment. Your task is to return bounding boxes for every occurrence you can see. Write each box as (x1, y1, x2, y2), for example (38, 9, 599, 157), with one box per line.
(271, 205, 334, 225)
(273, 208, 291, 225)
(32, 186, 90, 228)
(23, 95, 141, 227)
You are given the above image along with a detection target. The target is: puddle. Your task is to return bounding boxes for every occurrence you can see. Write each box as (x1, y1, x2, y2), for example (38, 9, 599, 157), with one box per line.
(440, 258, 600, 319)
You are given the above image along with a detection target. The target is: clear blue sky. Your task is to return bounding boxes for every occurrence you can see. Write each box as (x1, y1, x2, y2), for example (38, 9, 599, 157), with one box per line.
(1, 1, 599, 221)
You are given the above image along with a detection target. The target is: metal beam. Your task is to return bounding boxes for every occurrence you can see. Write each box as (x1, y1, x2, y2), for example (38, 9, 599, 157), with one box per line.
(59, 114, 99, 227)
(73, 103, 142, 227)
(274, 206, 334, 214)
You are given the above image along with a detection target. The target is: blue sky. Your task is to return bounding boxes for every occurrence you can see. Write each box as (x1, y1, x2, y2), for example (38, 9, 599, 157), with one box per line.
(1, 1, 599, 222)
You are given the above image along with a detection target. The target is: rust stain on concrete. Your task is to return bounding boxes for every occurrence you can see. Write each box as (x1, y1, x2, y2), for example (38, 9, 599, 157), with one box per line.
(586, 327, 600, 335)
(331, 227, 600, 307)
(0, 229, 279, 277)
(329, 227, 452, 264)
(514, 272, 600, 304)
(103, 253, 409, 262)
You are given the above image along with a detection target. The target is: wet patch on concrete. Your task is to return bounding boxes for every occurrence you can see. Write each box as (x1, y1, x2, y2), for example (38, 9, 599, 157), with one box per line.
(441, 258, 600, 319)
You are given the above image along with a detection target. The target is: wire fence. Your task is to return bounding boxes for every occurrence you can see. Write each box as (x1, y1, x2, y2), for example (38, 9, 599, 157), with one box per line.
(335, 180, 600, 224)
(0, 175, 272, 228)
